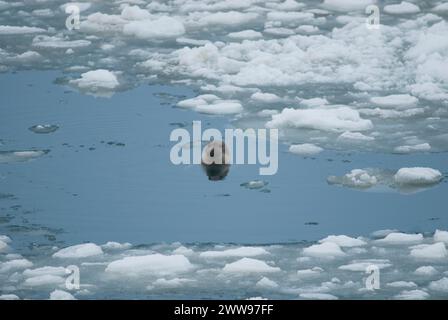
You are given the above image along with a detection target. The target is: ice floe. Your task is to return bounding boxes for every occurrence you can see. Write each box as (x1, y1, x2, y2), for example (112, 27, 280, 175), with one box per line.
(0, 150, 49, 164)
(53, 243, 103, 259)
(410, 242, 447, 260)
(69, 69, 120, 96)
(327, 167, 443, 193)
(105, 254, 193, 276)
(289, 144, 323, 156)
(384, 2, 421, 15)
(0, 25, 45, 34)
(49, 289, 76, 300)
(200, 247, 269, 259)
(222, 258, 280, 273)
(28, 124, 59, 134)
(1, 230, 448, 299)
(394, 167, 443, 186)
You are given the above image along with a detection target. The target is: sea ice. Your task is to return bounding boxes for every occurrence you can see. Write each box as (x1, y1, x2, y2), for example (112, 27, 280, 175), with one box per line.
(53, 243, 103, 259)
(319, 235, 366, 247)
(394, 167, 443, 186)
(375, 233, 423, 245)
(49, 290, 76, 300)
(394, 289, 429, 300)
(289, 144, 323, 156)
(105, 254, 193, 276)
(70, 70, 119, 92)
(302, 242, 346, 259)
(200, 247, 269, 259)
(266, 107, 373, 132)
(255, 277, 279, 289)
(434, 230, 448, 244)
(410, 242, 447, 260)
(384, 2, 420, 15)
(414, 266, 438, 276)
(222, 258, 280, 273)
(428, 277, 448, 292)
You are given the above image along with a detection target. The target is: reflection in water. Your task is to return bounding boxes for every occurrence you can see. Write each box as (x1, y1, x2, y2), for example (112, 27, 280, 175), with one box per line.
(201, 141, 230, 181)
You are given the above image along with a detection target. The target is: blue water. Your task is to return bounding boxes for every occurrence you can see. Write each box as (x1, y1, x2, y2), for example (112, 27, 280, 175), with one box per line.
(1, 71, 447, 249)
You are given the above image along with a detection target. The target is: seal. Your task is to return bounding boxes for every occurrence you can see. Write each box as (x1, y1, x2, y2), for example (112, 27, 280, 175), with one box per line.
(201, 140, 231, 181)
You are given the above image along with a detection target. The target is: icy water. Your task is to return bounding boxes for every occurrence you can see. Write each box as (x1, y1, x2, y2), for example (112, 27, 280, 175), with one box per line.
(1, 71, 448, 300)
(1, 0, 448, 300)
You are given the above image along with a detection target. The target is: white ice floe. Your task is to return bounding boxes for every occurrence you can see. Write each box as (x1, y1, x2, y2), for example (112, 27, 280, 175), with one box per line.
(101, 241, 132, 251)
(384, 2, 420, 15)
(257, 109, 279, 117)
(195, 11, 258, 27)
(414, 266, 438, 276)
(322, 0, 375, 12)
(387, 281, 417, 288)
(428, 277, 448, 292)
(376, 233, 423, 245)
(0, 25, 45, 34)
(0, 239, 8, 253)
(70, 70, 120, 92)
(338, 132, 375, 142)
(32, 35, 91, 48)
(23, 266, 66, 278)
(24, 274, 65, 287)
(240, 180, 268, 190)
(177, 95, 243, 114)
(319, 235, 366, 248)
(255, 277, 279, 289)
(49, 290, 76, 300)
(296, 267, 324, 278)
(394, 143, 431, 154)
(0, 150, 48, 164)
(327, 169, 378, 189)
(299, 293, 338, 300)
(123, 17, 185, 39)
(394, 167, 443, 186)
(0, 294, 19, 300)
(172, 246, 195, 256)
(0, 259, 33, 273)
(434, 230, 448, 244)
(299, 98, 329, 108)
(302, 242, 346, 259)
(338, 259, 392, 272)
(289, 144, 323, 156)
(151, 278, 194, 289)
(394, 290, 429, 300)
(200, 247, 269, 259)
(432, 3, 448, 13)
(370, 94, 418, 108)
(328, 167, 443, 193)
(53, 243, 103, 259)
(410, 242, 448, 260)
(250, 92, 282, 103)
(2, 230, 448, 299)
(266, 107, 373, 132)
(227, 30, 263, 40)
(195, 101, 243, 115)
(370, 229, 399, 239)
(105, 254, 193, 276)
(222, 258, 280, 273)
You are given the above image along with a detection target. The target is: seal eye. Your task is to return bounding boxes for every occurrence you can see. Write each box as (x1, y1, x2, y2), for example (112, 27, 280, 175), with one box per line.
(210, 149, 215, 157)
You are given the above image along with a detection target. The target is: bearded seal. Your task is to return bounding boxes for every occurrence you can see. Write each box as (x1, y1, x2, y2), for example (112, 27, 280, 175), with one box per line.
(201, 140, 231, 181)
